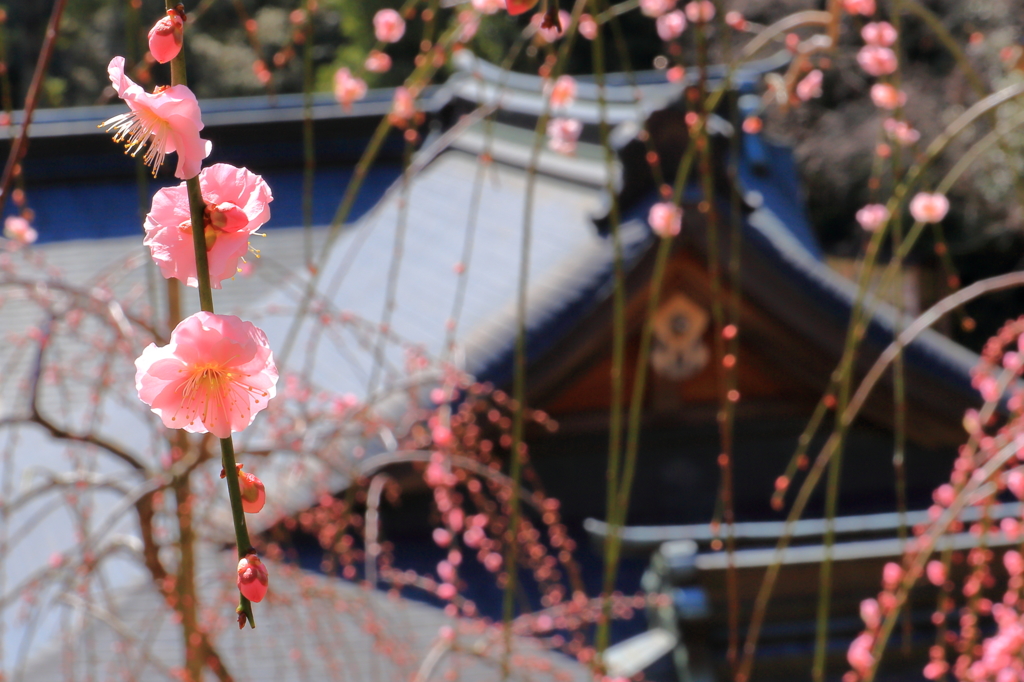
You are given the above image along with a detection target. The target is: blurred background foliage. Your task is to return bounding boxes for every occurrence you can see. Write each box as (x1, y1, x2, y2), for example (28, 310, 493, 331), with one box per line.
(3, 0, 1024, 350)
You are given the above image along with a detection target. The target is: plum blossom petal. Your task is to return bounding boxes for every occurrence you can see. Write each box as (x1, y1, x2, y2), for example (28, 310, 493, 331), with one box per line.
(144, 163, 273, 288)
(102, 57, 211, 179)
(237, 553, 269, 603)
(148, 10, 184, 64)
(374, 9, 406, 43)
(135, 311, 278, 438)
(909, 192, 949, 223)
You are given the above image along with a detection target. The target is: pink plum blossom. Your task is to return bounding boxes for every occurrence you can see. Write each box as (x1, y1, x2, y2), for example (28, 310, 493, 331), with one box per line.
(374, 9, 406, 43)
(579, 14, 598, 40)
(546, 117, 582, 155)
(148, 9, 184, 64)
(101, 57, 211, 179)
(683, 1, 715, 23)
(656, 11, 687, 41)
(882, 561, 903, 590)
(364, 50, 392, 73)
(333, 68, 367, 110)
(237, 553, 269, 603)
(648, 201, 683, 238)
(4, 216, 37, 244)
(390, 86, 416, 126)
(144, 163, 273, 288)
(856, 204, 889, 231)
(870, 83, 906, 110)
(135, 311, 278, 438)
(725, 11, 747, 30)
(796, 69, 823, 101)
(860, 598, 881, 630)
(909, 192, 949, 224)
(857, 45, 898, 76)
(472, 0, 505, 14)
(883, 118, 920, 145)
(548, 75, 577, 109)
(843, 0, 876, 16)
(848, 632, 875, 674)
(862, 21, 897, 47)
(640, 0, 675, 18)
(457, 11, 480, 42)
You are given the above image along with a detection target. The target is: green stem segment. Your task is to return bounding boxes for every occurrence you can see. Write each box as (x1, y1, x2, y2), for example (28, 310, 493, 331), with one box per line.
(169, 1, 255, 629)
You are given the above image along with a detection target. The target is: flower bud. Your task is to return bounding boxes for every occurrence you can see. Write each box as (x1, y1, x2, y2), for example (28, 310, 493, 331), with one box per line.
(221, 463, 266, 513)
(237, 553, 269, 602)
(149, 8, 185, 64)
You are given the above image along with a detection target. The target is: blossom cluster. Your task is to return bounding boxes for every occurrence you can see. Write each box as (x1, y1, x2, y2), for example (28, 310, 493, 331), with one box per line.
(102, 13, 281, 610)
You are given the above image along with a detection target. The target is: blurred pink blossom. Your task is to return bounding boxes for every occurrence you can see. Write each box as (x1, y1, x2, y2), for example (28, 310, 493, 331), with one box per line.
(374, 9, 406, 43)
(857, 45, 898, 76)
(364, 50, 392, 73)
(533, 10, 571, 42)
(148, 9, 184, 64)
(102, 57, 211, 179)
(909, 192, 949, 223)
(656, 11, 686, 40)
(3, 216, 36, 244)
(548, 75, 577, 109)
(861, 21, 897, 47)
(683, 1, 715, 22)
(472, 0, 505, 13)
(796, 69, 823, 101)
(870, 83, 905, 110)
(725, 11, 747, 30)
(648, 202, 683, 238)
(926, 560, 946, 586)
(855, 204, 889, 232)
(579, 14, 598, 40)
(843, 0, 876, 16)
(135, 312, 278, 438)
(144, 163, 272, 288)
(237, 553, 269, 603)
(333, 68, 367, 109)
(546, 117, 582, 155)
(640, 0, 675, 18)
(883, 118, 919, 145)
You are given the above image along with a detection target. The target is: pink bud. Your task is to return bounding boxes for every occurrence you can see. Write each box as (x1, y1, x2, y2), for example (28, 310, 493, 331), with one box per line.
(933, 483, 955, 507)
(926, 560, 946, 586)
(843, 0, 876, 16)
(882, 561, 903, 590)
(1007, 470, 1024, 499)
(683, 1, 715, 23)
(725, 11, 746, 30)
(578, 14, 598, 40)
(433, 527, 452, 547)
(437, 582, 457, 600)
(3, 216, 37, 245)
(1004, 549, 1024, 577)
(437, 560, 456, 583)
(1001, 517, 1020, 539)
(870, 84, 905, 110)
(860, 597, 881, 629)
(639, 0, 674, 18)
(148, 10, 184, 64)
(222, 463, 265, 514)
(237, 553, 269, 603)
(333, 68, 367, 110)
(483, 552, 503, 572)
